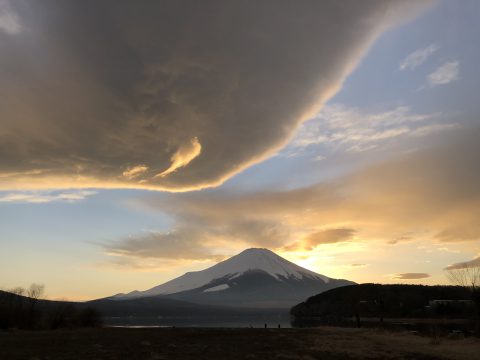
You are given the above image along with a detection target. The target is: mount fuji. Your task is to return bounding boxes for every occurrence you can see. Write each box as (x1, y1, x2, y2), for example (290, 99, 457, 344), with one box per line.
(112, 248, 355, 308)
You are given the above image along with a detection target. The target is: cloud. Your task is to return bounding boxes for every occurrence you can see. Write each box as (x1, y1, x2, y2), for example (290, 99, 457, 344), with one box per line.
(102, 218, 292, 264)
(444, 257, 480, 270)
(286, 228, 356, 251)
(101, 229, 226, 262)
(305, 228, 356, 246)
(0, 0, 21, 34)
(410, 123, 459, 137)
(428, 61, 460, 86)
(393, 273, 430, 279)
(97, 256, 193, 272)
(350, 263, 368, 268)
(0, 190, 96, 203)
(286, 104, 447, 155)
(388, 233, 415, 245)
(122, 165, 149, 180)
(104, 127, 480, 264)
(0, 1, 429, 192)
(399, 44, 438, 70)
(435, 223, 480, 242)
(156, 137, 202, 178)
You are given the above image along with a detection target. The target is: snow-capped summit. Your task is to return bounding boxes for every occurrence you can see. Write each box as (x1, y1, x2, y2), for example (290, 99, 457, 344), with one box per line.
(213, 248, 331, 281)
(113, 248, 354, 307)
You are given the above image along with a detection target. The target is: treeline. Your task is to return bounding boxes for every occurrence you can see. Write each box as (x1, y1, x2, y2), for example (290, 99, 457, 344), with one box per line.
(0, 285, 102, 330)
(291, 284, 474, 320)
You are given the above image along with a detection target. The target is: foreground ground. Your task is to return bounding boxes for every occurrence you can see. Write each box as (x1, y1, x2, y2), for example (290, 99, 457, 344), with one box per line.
(0, 327, 478, 360)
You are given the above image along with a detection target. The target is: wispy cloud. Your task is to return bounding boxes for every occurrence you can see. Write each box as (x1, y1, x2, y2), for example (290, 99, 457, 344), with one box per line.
(95, 256, 198, 273)
(444, 256, 480, 270)
(0, 0, 21, 34)
(102, 218, 291, 265)
(286, 104, 447, 155)
(101, 229, 225, 262)
(122, 165, 149, 180)
(0, 190, 96, 203)
(284, 228, 356, 251)
(156, 137, 202, 178)
(428, 61, 460, 86)
(411, 123, 459, 137)
(399, 44, 438, 70)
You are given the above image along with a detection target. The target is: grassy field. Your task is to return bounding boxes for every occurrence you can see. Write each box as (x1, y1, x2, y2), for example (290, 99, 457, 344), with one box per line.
(0, 326, 478, 360)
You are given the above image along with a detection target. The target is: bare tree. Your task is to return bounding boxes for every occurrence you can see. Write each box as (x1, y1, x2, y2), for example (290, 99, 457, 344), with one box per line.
(446, 263, 480, 335)
(26, 283, 45, 328)
(446, 265, 480, 291)
(27, 283, 45, 300)
(9, 286, 26, 314)
(10, 287, 26, 297)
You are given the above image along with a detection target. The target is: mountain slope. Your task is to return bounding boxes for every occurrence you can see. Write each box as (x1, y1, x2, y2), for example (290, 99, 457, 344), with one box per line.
(86, 296, 276, 318)
(113, 248, 355, 308)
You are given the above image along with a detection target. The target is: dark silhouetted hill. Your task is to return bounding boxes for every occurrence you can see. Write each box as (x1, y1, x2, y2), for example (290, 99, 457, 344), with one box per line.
(291, 283, 474, 320)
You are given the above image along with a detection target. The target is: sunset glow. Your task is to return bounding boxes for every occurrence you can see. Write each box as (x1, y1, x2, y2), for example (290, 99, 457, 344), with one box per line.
(1, 0, 479, 303)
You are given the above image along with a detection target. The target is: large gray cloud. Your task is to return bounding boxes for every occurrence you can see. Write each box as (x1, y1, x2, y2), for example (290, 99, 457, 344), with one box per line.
(101, 229, 225, 262)
(101, 219, 291, 262)
(0, 0, 427, 191)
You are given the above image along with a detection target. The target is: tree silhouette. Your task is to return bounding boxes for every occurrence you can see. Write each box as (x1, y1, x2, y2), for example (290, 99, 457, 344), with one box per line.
(26, 283, 45, 328)
(446, 263, 480, 336)
(446, 265, 480, 291)
(28, 284, 44, 299)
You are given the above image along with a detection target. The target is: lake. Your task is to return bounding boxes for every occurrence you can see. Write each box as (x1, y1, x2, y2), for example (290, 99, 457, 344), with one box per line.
(104, 314, 293, 328)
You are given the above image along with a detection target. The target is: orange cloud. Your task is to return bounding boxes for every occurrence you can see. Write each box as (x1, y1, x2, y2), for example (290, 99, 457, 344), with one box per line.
(156, 138, 201, 178)
(108, 129, 480, 265)
(122, 165, 149, 180)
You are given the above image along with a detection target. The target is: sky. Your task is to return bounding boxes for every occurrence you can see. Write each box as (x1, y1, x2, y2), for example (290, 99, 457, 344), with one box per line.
(1, 0, 479, 301)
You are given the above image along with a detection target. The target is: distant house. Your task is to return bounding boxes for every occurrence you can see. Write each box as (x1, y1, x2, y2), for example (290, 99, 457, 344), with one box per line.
(427, 300, 475, 316)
